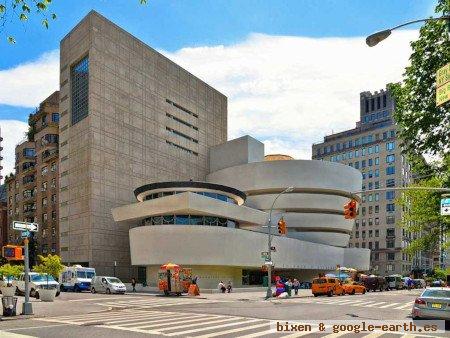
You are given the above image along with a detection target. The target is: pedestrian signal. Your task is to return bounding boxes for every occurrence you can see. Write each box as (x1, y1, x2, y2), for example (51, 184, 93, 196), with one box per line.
(344, 199, 358, 219)
(277, 217, 287, 235)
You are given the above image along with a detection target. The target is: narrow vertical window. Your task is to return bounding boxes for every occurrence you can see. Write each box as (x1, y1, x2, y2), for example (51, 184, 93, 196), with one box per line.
(71, 56, 89, 125)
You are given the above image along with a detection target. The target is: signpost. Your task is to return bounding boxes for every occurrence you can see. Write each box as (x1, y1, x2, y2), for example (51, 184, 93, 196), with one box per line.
(12, 221, 38, 315)
(441, 197, 450, 216)
(436, 63, 450, 106)
(261, 251, 270, 260)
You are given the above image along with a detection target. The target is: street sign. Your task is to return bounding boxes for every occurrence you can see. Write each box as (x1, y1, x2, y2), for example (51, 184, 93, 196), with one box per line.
(261, 251, 269, 260)
(264, 261, 273, 265)
(21, 231, 30, 238)
(13, 221, 38, 232)
(441, 198, 450, 216)
(436, 63, 450, 106)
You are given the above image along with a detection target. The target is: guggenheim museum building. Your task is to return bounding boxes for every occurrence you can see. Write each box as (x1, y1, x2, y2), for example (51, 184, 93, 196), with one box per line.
(112, 136, 370, 288)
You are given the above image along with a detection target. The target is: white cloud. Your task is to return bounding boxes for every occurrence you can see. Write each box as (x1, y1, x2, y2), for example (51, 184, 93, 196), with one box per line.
(0, 30, 418, 169)
(162, 30, 418, 159)
(0, 50, 59, 107)
(0, 120, 29, 182)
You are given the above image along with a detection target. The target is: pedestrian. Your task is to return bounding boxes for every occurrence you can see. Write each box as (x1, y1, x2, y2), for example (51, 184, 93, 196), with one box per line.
(131, 277, 137, 292)
(226, 281, 232, 293)
(218, 281, 226, 293)
(192, 275, 198, 285)
(293, 279, 300, 295)
(285, 279, 293, 297)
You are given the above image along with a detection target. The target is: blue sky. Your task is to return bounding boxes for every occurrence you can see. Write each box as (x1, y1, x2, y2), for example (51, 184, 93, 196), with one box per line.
(0, 0, 436, 176)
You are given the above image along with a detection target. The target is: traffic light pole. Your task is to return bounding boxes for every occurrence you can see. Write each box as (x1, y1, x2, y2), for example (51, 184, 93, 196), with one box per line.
(22, 237, 33, 315)
(265, 187, 293, 300)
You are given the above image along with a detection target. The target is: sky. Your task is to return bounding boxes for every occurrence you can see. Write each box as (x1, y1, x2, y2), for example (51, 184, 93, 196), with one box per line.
(0, 0, 437, 180)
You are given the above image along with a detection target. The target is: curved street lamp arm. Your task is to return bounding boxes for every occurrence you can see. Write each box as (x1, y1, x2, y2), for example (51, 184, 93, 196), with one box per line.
(390, 15, 450, 31)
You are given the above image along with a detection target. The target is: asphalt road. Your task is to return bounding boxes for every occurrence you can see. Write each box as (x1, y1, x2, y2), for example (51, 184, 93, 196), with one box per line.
(0, 288, 447, 337)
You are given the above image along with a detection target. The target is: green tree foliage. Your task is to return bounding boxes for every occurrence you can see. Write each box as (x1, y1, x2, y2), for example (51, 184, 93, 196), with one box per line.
(388, 0, 450, 159)
(0, 263, 24, 284)
(33, 254, 64, 286)
(1, 0, 148, 43)
(396, 174, 450, 255)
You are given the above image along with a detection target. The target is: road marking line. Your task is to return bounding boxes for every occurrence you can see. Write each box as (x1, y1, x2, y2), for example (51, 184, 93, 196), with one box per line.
(53, 310, 159, 322)
(320, 331, 349, 337)
(135, 315, 239, 331)
(194, 322, 269, 338)
(76, 312, 183, 325)
(365, 302, 387, 307)
(349, 301, 378, 307)
(393, 303, 413, 310)
(69, 296, 137, 302)
(2, 324, 72, 331)
(378, 302, 401, 308)
(164, 318, 261, 336)
(39, 309, 155, 321)
(105, 313, 193, 325)
(121, 314, 214, 328)
(0, 332, 36, 338)
(360, 332, 385, 338)
(280, 327, 320, 337)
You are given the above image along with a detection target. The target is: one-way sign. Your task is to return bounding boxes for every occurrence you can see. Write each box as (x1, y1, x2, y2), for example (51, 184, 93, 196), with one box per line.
(13, 221, 38, 232)
(441, 198, 450, 216)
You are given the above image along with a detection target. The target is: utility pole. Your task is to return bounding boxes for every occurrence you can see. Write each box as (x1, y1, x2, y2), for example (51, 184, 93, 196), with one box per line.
(22, 237, 33, 315)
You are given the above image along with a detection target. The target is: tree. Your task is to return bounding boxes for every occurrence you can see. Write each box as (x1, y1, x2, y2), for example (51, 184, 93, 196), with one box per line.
(1, 0, 149, 43)
(33, 254, 64, 287)
(388, 0, 450, 160)
(396, 174, 450, 256)
(0, 263, 24, 285)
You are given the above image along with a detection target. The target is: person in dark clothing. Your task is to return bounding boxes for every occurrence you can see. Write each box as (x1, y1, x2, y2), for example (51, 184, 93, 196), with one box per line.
(131, 278, 137, 292)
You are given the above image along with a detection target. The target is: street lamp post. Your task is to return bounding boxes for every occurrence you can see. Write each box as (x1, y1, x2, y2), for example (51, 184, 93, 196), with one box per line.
(366, 15, 450, 47)
(265, 186, 294, 300)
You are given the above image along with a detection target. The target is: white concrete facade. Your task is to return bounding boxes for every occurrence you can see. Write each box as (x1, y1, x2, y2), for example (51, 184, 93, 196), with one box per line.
(112, 135, 370, 289)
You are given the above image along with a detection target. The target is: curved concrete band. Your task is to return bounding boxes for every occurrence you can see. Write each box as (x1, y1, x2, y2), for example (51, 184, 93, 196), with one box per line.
(207, 160, 362, 247)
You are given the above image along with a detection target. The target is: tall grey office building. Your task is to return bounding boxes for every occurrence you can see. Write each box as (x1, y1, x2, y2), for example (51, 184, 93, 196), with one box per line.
(312, 89, 416, 276)
(59, 11, 227, 277)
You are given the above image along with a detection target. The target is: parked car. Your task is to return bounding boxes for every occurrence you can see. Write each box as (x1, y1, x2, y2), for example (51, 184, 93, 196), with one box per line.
(311, 277, 345, 297)
(342, 281, 366, 295)
(363, 276, 387, 292)
(431, 280, 445, 287)
(91, 276, 126, 294)
(412, 287, 450, 320)
(385, 275, 404, 290)
(13, 272, 60, 299)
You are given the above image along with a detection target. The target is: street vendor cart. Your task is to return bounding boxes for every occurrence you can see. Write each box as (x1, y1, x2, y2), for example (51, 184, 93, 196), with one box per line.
(158, 263, 192, 296)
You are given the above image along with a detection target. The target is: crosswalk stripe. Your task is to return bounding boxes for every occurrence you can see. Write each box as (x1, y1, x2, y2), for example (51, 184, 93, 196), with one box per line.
(378, 302, 400, 308)
(393, 303, 412, 310)
(38, 309, 151, 321)
(104, 313, 188, 325)
(65, 311, 159, 323)
(361, 333, 385, 338)
(107, 313, 189, 327)
(280, 327, 320, 337)
(365, 302, 387, 307)
(194, 322, 270, 338)
(134, 315, 227, 330)
(321, 331, 350, 337)
(127, 314, 219, 329)
(349, 301, 378, 307)
(164, 318, 262, 336)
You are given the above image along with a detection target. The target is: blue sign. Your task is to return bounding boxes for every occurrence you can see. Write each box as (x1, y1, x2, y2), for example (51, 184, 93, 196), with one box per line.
(21, 230, 30, 238)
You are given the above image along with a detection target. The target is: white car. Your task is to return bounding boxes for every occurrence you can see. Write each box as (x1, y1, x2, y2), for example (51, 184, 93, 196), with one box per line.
(13, 273, 60, 299)
(91, 276, 126, 294)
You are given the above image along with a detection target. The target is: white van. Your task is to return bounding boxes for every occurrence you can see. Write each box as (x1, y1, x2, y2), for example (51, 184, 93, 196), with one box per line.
(59, 265, 96, 292)
(91, 276, 126, 294)
(13, 272, 60, 299)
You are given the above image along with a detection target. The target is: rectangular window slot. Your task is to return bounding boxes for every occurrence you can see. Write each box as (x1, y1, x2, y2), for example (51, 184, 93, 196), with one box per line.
(166, 113, 198, 130)
(71, 55, 89, 125)
(166, 140, 198, 156)
(166, 127, 198, 143)
(166, 98, 198, 118)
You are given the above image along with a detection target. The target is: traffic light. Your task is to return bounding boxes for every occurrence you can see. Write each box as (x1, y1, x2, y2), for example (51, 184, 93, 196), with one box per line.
(344, 199, 358, 219)
(277, 217, 287, 235)
(2, 245, 24, 260)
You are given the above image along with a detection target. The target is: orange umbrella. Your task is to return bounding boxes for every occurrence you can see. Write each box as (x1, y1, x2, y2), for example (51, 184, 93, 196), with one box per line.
(160, 263, 180, 270)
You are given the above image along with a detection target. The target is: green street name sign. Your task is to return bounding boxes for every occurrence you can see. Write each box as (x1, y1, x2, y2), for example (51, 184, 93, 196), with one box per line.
(436, 63, 450, 106)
